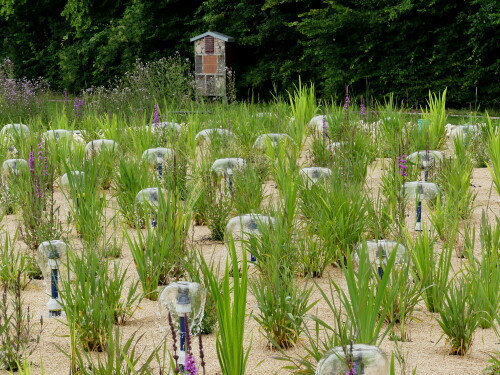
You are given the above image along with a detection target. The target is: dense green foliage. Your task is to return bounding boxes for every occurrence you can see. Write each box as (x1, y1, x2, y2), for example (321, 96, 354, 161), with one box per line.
(0, 0, 498, 107)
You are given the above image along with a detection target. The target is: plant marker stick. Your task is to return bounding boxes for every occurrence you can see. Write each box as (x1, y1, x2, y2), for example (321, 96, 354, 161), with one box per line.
(48, 258, 62, 317)
(415, 183, 423, 231)
(176, 287, 191, 368)
(424, 150, 429, 181)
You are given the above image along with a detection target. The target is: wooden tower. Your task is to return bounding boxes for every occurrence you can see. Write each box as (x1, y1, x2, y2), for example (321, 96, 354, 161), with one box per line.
(190, 31, 234, 97)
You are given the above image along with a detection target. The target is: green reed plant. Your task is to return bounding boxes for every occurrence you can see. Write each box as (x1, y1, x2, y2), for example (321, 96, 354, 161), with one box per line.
(17, 141, 65, 258)
(436, 273, 482, 356)
(126, 228, 174, 301)
(421, 88, 447, 149)
(376, 94, 407, 156)
(126, 188, 191, 300)
(380, 261, 423, 342)
(487, 115, 500, 196)
(409, 229, 453, 313)
(251, 261, 315, 349)
(365, 193, 394, 240)
(0, 176, 18, 215)
(294, 232, 331, 278)
(60, 249, 137, 351)
(0, 272, 43, 372)
(68, 326, 163, 375)
(274, 282, 354, 375)
(64, 161, 107, 247)
(243, 211, 294, 269)
(465, 212, 500, 329)
(445, 137, 476, 219)
(113, 158, 153, 227)
(245, 217, 315, 349)
(203, 169, 234, 241)
(288, 80, 316, 151)
(428, 194, 459, 243)
(310, 131, 333, 167)
(200, 237, 249, 375)
(271, 142, 299, 233)
(0, 231, 27, 289)
(334, 244, 399, 345)
(300, 174, 367, 263)
(331, 130, 376, 185)
(182, 248, 218, 335)
(232, 161, 266, 214)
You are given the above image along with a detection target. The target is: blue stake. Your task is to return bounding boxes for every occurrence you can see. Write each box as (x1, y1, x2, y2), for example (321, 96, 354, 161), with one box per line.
(415, 201, 422, 231)
(157, 162, 163, 178)
(47, 261, 62, 317)
(179, 315, 187, 370)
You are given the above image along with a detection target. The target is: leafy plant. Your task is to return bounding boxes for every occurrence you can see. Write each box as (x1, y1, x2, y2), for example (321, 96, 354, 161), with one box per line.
(0, 272, 43, 371)
(300, 173, 367, 263)
(64, 161, 107, 247)
(113, 158, 152, 227)
(487, 114, 500, 196)
(380, 260, 423, 342)
(67, 326, 163, 375)
(232, 161, 266, 214)
(60, 250, 137, 351)
(251, 265, 315, 349)
(466, 212, 500, 329)
(288, 80, 317, 152)
(409, 229, 453, 313)
(0, 231, 27, 289)
(334, 244, 399, 345)
(200, 238, 249, 375)
(436, 273, 482, 355)
(421, 89, 447, 149)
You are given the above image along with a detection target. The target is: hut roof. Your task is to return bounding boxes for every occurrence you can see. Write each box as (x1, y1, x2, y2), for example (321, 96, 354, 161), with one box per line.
(190, 31, 235, 42)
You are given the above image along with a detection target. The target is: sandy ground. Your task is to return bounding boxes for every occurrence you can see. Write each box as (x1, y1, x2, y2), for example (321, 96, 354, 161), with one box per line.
(0, 147, 499, 375)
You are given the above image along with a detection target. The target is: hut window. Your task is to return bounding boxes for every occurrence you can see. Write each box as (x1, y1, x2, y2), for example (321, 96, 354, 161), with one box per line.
(195, 55, 202, 73)
(203, 55, 217, 74)
(205, 36, 214, 54)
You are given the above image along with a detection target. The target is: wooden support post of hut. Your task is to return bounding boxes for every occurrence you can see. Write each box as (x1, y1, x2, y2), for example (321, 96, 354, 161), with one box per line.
(190, 31, 234, 97)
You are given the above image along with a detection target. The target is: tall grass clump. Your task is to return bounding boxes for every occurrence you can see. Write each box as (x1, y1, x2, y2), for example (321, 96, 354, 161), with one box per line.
(126, 187, 192, 300)
(199, 164, 234, 241)
(380, 259, 423, 342)
(60, 249, 139, 351)
(247, 218, 316, 349)
(409, 229, 453, 313)
(64, 161, 107, 247)
(334, 245, 399, 345)
(487, 115, 500, 196)
(465, 212, 500, 329)
(430, 138, 475, 243)
(0, 231, 27, 289)
(288, 80, 316, 151)
(0, 272, 43, 371)
(436, 273, 482, 355)
(421, 88, 447, 149)
(201, 238, 249, 375)
(17, 141, 65, 278)
(300, 172, 367, 264)
(113, 158, 152, 227)
(232, 161, 267, 214)
(68, 327, 163, 375)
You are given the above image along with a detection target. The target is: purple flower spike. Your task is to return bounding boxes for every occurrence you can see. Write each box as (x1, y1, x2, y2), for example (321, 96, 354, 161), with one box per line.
(153, 103, 160, 126)
(397, 154, 408, 176)
(360, 102, 366, 120)
(184, 354, 198, 375)
(29, 151, 35, 173)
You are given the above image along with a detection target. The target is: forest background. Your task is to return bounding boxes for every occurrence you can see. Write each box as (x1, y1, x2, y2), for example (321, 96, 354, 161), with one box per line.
(0, 0, 498, 108)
